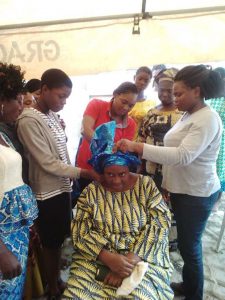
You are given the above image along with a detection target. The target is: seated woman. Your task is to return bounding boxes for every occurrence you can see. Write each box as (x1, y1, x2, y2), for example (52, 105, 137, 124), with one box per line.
(64, 121, 173, 300)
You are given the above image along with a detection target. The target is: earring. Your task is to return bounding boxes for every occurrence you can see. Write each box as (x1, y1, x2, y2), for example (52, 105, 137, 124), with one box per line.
(1, 104, 4, 117)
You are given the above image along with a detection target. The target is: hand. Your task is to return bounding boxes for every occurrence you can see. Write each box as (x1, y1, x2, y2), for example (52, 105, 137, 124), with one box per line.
(89, 169, 101, 182)
(101, 251, 136, 278)
(114, 139, 134, 153)
(0, 248, 22, 280)
(162, 189, 170, 202)
(104, 272, 123, 287)
(125, 252, 142, 265)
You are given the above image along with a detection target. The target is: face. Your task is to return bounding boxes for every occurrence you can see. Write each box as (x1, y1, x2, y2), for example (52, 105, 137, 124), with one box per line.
(173, 81, 201, 113)
(32, 89, 41, 101)
(112, 92, 137, 117)
(158, 79, 174, 106)
(42, 85, 72, 112)
(0, 94, 23, 123)
(23, 92, 35, 107)
(103, 165, 130, 192)
(134, 71, 152, 93)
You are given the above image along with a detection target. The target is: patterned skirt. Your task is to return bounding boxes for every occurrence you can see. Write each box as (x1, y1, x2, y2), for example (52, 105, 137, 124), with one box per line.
(0, 226, 29, 300)
(0, 184, 38, 300)
(63, 253, 174, 300)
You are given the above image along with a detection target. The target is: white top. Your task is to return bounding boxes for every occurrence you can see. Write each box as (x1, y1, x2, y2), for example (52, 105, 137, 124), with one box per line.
(0, 145, 24, 204)
(142, 106, 222, 196)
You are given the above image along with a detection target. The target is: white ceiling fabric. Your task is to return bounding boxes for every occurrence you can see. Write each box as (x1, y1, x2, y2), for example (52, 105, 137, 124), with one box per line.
(0, 0, 225, 78)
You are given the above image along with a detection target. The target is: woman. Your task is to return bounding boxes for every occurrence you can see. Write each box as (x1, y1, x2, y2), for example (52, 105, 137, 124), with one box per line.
(128, 66, 155, 138)
(76, 81, 138, 191)
(23, 79, 41, 107)
(64, 121, 173, 300)
(138, 68, 182, 190)
(0, 63, 38, 299)
(116, 65, 223, 300)
(17, 68, 98, 300)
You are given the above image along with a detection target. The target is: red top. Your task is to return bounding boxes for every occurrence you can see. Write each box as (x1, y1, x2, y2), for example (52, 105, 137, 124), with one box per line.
(76, 99, 137, 169)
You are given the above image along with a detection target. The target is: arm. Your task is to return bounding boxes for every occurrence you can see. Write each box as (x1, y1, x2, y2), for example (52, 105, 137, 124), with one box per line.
(17, 117, 80, 179)
(132, 177, 171, 267)
(82, 115, 96, 142)
(71, 188, 109, 260)
(0, 239, 22, 279)
(118, 113, 221, 166)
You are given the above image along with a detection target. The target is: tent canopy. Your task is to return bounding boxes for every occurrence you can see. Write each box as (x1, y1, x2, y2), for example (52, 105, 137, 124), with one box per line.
(1, 0, 225, 78)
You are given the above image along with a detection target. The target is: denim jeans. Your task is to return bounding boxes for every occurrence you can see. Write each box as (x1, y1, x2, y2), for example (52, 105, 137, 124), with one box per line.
(170, 190, 220, 300)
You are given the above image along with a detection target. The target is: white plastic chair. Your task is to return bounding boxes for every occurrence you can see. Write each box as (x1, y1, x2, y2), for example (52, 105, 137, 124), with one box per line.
(216, 210, 225, 252)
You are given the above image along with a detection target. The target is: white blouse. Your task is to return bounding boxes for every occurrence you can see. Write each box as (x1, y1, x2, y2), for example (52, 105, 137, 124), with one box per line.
(0, 145, 24, 204)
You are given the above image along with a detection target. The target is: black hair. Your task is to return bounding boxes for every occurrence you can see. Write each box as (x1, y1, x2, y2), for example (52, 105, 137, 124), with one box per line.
(113, 81, 138, 96)
(135, 66, 152, 77)
(0, 62, 25, 100)
(174, 65, 224, 100)
(25, 79, 41, 93)
(41, 68, 72, 89)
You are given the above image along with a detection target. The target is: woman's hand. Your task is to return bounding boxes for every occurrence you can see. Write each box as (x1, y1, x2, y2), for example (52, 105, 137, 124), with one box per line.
(125, 252, 142, 265)
(104, 272, 123, 287)
(114, 139, 144, 156)
(99, 250, 136, 278)
(0, 247, 22, 280)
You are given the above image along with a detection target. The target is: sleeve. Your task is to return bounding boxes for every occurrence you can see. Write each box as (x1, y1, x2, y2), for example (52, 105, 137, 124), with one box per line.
(17, 117, 80, 179)
(72, 187, 109, 260)
(142, 113, 221, 166)
(137, 109, 155, 143)
(83, 99, 101, 120)
(133, 177, 171, 268)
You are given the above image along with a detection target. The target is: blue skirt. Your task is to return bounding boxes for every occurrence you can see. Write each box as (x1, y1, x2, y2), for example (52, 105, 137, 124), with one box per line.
(0, 184, 38, 299)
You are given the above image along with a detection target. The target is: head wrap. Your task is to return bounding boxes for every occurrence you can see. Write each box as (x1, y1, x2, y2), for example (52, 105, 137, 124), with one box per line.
(88, 121, 140, 173)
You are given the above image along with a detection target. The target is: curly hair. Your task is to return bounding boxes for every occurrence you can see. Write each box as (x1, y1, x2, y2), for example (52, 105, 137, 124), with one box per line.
(0, 62, 25, 100)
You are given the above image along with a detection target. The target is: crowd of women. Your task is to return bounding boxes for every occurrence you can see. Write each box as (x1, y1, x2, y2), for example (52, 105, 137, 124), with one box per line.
(0, 61, 224, 300)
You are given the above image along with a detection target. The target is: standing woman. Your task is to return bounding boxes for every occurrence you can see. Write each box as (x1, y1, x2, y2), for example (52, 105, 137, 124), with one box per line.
(17, 69, 97, 300)
(0, 63, 38, 299)
(138, 68, 182, 190)
(76, 81, 138, 191)
(116, 65, 223, 300)
(128, 66, 154, 139)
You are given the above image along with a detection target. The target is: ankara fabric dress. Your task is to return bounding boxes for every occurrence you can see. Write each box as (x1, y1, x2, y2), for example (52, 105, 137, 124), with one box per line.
(64, 175, 173, 299)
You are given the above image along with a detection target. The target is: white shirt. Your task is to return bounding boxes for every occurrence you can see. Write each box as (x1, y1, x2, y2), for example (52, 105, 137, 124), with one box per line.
(0, 145, 24, 204)
(142, 106, 222, 196)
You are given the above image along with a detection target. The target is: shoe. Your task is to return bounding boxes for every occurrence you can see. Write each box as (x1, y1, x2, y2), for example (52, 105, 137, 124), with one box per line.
(170, 282, 185, 296)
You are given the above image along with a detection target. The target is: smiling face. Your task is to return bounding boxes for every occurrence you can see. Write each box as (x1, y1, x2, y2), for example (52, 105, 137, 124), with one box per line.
(0, 94, 24, 123)
(134, 71, 152, 93)
(103, 165, 130, 192)
(112, 92, 137, 117)
(41, 85, 72, 112)
(173, 81, 202, 113)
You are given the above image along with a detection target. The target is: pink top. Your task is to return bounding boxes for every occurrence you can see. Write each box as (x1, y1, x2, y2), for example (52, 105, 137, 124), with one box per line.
(76, 99, 136, 169)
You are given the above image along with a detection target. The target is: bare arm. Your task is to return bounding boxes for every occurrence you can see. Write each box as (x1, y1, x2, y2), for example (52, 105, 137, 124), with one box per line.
(82, 115, 96, 143)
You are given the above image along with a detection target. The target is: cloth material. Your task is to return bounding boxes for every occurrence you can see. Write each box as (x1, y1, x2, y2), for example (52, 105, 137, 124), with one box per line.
(207, 97, 225, 191)
(0, 123, 29, 183)
(30, 109, 71, 200)
(63, 175, 173, 299)
(138, 108, 182, 178)
(76, 99, 136, 169)
(88, 121, 140, 173)
(128, 99, 156, 140)
(17, 108, 80, 197)
(0, 145, 24, 205)
(0, 146, 38, 300)
(116, 261, 148, 296)
(170, 190, 220, 300)
(142, 106, 222, 196)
